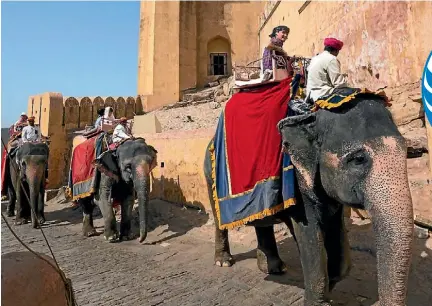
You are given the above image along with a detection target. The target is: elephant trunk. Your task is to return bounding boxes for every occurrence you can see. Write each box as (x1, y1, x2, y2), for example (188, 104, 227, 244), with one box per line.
(134, 166, 150, 243)
(24, 161, 45, 227)
(364, 137, 413, 306)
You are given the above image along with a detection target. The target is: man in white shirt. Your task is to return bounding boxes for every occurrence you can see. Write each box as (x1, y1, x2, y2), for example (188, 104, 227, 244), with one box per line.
(112, 117, 132, 144)
(21, 117, 40, 143)
(306, 37, 348, 102)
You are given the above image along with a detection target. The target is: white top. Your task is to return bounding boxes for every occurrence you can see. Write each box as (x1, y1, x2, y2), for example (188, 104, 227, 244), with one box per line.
(103, 107, 116, 125)
(21, 125, 40, 143)
(112, 124, 131, 144)
(306, 51, 348, 102)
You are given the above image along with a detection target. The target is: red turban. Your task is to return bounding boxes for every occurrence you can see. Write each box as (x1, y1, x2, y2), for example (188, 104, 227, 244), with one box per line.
(324, 38, 344, 51)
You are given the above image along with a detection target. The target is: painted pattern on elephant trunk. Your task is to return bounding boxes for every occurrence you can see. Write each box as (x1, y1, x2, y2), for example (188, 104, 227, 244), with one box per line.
(364, 136, 413, 306)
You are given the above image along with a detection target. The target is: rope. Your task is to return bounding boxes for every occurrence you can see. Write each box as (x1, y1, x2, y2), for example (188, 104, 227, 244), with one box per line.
(1, 138, 78, 306)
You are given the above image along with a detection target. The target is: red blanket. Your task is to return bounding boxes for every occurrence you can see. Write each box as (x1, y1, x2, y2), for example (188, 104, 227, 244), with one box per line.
(224, 78, 292, 194)
(68, 135, 100, 200)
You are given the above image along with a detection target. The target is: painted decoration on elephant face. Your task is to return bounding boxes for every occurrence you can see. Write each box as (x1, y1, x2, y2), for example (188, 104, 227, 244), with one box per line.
(422, 51, 432, 126)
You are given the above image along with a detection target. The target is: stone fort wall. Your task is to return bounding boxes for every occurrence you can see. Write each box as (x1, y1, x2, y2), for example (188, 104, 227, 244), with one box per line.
(26, 92, 143, 189)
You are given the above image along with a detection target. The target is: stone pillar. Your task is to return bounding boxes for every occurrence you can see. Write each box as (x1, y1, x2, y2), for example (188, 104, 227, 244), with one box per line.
(28, 92, 67, 189)
(137, 0, 181, 111)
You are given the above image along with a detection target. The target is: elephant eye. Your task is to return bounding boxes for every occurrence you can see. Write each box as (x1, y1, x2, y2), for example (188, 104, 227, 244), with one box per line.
(345, 150, 369, 167)
(353, 155, 366, 165)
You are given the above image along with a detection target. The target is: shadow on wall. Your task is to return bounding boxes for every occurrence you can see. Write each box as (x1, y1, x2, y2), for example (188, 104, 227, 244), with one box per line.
(150, 174, 207, 212)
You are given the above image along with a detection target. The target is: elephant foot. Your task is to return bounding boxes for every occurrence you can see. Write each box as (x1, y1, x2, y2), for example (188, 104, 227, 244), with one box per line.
(82, 225, 98, 237)
(256, 248, 287, 275)
(120, 232, 137, 241)
(104, 231, 120, 243)
(215, 251, 234, 267)
(15, 218, 29, 226)
(120, 228, 138, 241)
(38, 216, 46, 225)
(7, 210, 15, 217)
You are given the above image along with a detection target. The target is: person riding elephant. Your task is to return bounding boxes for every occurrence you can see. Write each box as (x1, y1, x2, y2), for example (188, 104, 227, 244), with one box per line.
(112, 117, 132, 145)
(204, 94, 413, 305)
(306, 37, 349, 102)
(7, 141, 50, 227)
(262, 25, 295, 80)
(73, 136, 158, 243)
(21, 116, 40, 143)
(103, 106, 116, 125)
(94, 108, 106, 129)
(13, 112, 28, 134)
(82, 108, 106, 137)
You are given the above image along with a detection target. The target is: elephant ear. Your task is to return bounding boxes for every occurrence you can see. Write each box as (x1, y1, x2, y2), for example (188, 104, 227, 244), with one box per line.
(94, 151, 120, 182)
(277, 113, 319, 191)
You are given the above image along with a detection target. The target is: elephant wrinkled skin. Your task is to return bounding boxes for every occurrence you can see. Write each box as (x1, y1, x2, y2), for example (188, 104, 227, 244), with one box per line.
(204, 98, 413, 306)
(78, 138, 157, 243)
(6, 142, 49, 228)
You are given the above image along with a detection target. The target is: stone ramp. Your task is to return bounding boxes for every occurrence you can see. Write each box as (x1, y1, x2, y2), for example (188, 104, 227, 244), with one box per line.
(2, 198, 432, 305)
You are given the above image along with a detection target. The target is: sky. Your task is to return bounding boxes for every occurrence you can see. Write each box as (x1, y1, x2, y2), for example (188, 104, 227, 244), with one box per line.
(1, 1, 140, 127)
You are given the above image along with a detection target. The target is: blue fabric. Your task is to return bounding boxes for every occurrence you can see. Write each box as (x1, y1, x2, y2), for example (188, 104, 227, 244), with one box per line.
(290, 73, 302, 100)
(212, 110, 296, 229)
(214, 114, 229, 199)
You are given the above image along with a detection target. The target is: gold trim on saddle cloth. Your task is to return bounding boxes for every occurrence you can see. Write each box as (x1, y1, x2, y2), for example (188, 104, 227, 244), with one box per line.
(209, 141, 295, 230)
(208, 77, 298, 229)
(313, 88, 390, 111)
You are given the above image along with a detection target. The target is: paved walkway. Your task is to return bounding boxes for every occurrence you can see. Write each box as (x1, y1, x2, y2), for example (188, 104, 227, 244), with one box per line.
(1, 200, 431, 306)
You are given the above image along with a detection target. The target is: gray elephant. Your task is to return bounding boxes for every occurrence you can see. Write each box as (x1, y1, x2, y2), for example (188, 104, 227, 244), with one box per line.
(6, 142, 49, 228)
(204, 97, 413, 305)
(76, 138, 157, 243)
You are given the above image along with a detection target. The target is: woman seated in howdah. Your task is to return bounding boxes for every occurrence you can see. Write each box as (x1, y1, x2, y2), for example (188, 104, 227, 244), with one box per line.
(262, 25, 295, 80)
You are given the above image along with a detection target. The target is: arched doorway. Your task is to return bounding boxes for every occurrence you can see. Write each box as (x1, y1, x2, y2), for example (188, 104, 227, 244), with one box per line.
(207, 36, 231, 77)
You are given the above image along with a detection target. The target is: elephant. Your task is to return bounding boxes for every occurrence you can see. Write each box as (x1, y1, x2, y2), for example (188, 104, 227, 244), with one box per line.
(204, 97, 413, 306)
(6, 142, 49, 228)
(77, 138, 157, 243)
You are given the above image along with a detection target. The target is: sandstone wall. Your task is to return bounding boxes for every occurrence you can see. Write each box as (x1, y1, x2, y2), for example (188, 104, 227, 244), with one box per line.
(27, 93, 139, 189)
(137, 129, 215, 211)
(137, 0, 264, 110)
(259, 1, 431, 90)
(258, 0, 430, 170)
(138, 121, 430, 221)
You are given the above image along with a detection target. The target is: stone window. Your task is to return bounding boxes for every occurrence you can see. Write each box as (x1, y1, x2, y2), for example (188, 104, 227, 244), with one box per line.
(209, 53, 228, 76)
